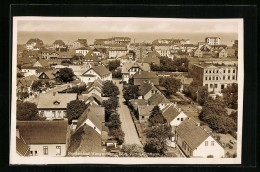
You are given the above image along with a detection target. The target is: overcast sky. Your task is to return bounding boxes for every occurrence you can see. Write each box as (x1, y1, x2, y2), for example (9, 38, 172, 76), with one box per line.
(16, 17, 239, 33)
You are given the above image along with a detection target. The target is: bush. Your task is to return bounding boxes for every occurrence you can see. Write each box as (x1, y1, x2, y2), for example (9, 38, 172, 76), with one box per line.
(207, 155, 214, 158)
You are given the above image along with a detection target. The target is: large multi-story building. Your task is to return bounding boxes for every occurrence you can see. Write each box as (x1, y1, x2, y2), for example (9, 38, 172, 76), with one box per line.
(108, 44, 128, 59)
(205, 37, 220, 45)
(188, 63, 238, 93)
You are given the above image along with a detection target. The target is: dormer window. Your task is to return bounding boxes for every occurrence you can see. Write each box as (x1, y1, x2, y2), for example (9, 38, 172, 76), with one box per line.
(53, 100, 60, 105)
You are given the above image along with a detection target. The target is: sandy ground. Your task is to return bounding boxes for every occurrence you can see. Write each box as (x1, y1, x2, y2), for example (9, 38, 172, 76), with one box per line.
(114, 79, 142, 146)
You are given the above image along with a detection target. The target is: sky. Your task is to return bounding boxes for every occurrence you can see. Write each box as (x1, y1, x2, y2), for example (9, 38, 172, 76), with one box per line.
(16, 17, 239, 33)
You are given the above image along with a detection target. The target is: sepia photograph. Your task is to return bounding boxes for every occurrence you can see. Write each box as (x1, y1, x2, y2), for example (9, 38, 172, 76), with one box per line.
(10, 17, 243, 164)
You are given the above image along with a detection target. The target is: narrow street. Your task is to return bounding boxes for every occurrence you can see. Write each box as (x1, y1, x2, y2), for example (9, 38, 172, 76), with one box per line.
(114, 79, 142, 146)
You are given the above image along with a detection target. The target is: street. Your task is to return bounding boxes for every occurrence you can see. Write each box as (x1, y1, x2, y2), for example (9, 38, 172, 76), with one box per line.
(114, 79, 142, 146)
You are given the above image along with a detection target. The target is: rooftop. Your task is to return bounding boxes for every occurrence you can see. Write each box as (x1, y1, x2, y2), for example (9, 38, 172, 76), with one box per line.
(17, 120, 68, 144)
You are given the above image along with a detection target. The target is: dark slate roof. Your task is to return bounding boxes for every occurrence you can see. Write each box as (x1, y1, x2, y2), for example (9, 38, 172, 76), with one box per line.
(68, 125, 102, 154)
(16, 136, 30, 156)
(176, 118, 209, 150)
(17, 120, 68, 144)
(162, 104, 181, 123)
(138, 105, 155, 116)
(77, 108, 102, 132)
(148, 93, 170, 105)
(138, 82, 153, 96)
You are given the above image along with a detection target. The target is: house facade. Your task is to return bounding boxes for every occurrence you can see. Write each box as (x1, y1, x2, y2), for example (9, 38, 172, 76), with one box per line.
(37, 92, 77, 120)
(80, 65, 112, 84)
(175, 118, 225, 158)
(205, 37, 220, 45)
(108, 44, 128, 59)
(72, 39, 88, 49)
(16, 120, 69, 157)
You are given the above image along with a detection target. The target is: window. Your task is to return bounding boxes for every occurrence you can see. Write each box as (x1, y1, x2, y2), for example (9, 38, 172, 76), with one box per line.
(223, 70, 225, 73)
(43, 146, 48, 155)
(205, 141, 208, 146)
(30, 151, 33, 156)
(210, 84, 213, 88)
(205, 84, 208, 87)
(142, 116, 144, 119)
(205, 77, 207, 80)
(177, 118, 179, 120)
(216, 70, 219, 73)
(213, 70, 215, 73)
(209, 70, 211, 73)
(56, 146, 61, 155)
(212, 77, 215, 80)
(52, 111, 56, 118)
(181, 118, 184, 121)
(233, 76, 235, 80)
(216, 77, 218, 80)
(205, 70, 208, 73)
(228, 70, 230, 73)
(228, 76, 230, 80)
(233, 69, 236, 73)
(211, 141, 215, 146)
(223, 76, 225, 80)
(214, 84, 217, 88)
(209, 77, 211, 80)
(35, 151, 38, 156)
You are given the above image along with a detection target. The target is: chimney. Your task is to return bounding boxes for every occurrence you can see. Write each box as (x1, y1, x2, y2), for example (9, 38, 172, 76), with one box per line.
(16, 127, 20, 139)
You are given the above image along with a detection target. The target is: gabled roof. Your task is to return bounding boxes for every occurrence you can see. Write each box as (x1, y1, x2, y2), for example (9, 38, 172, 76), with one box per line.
(88, 105, 105, 123)
(133, 71, 158, 79)
(138, 82, 154, 96)
(17, 75, 38, 87)
(138, 105, 155, 116)
(82, 65, 111, 77)
(53, 40, 65, 46)
(76, 107, 102, 131)
(40, 70, 56, 80)
(148, 93, 170, 105)
(37, 93, 77, 109)
(68, 124, 102, 154)
(176, 118, 210, 150)
(16, 136, 30, 156)
(162, 104, 183, 123)
(17, 120, 68, 144)
(35, 59, 49, 67)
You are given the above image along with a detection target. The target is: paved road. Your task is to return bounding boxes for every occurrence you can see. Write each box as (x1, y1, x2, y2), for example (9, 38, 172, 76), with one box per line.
(114, 79, 142, 146)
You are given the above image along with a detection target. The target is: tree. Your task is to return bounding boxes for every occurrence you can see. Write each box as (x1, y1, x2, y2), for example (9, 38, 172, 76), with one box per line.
(148, 106, 167, 126)
(17, 101, 45, 121)
(199, 97, 228, 120)
(144, 124, 173, 155)
(230, 111, 238, 123)
(107, 113, 121, 129)
(66, 100, 88, 124)
(120, 144, 147, 157)
(102, 81, 119, 97)
(222, 84, 238, 109)
(102, 96, 119, 121)
(31, 80, 43, 91)
(112, 69, 122, 78)
(109, 128, 125, 145)
(159, 77, 182, 97)
(17, 73, 24, 78)
(123, 85, 139, 103)
(59, 68, 74, 82)
(18, 92, 29, 100)
(108, 60, 120, 71)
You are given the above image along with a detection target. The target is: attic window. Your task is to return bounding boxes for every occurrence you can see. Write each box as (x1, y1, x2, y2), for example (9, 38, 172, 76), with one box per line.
(53, 100, 60, 105)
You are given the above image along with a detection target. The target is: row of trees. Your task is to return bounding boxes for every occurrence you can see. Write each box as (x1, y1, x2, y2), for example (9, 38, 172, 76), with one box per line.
(122, 85, 139, 104)
(66, 100, 89, 124)
(60, 84, 87, 95)
(151, 57, 189, 72)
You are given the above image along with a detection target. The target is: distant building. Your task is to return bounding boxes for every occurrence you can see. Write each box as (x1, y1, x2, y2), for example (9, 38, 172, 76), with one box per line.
(37, 92, 77, 120)
(188, 63, 238, 93)
(176, 118, 225, 158)
(205, 37, 220, 45)
(138, 81, 160, 100)
(76, 47, 92, 56)
(53, 40, 68, 52)
(26, 38, 44, 50)
(108, 44, 128, 59)
(142, 51, 161, 66)
(72, 39, 88, 49)
(16, 120, 69, 156)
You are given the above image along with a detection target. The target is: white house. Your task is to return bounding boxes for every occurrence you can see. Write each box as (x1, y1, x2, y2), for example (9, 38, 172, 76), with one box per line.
(76, 47, 91, 56)
(121, 62, 150, 83)
(21, 66, 39, 77)
(80, 65, 112, 84)
(175, 118, 225, 158)
(37, 92, 77, 120)
(16, 120, 69, 157)
(76, 107, 103, 135)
